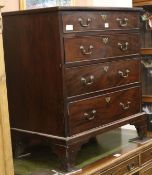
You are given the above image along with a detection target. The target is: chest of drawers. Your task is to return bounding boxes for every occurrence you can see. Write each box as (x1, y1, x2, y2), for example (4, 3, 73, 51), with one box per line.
(2, 7, 147, 173)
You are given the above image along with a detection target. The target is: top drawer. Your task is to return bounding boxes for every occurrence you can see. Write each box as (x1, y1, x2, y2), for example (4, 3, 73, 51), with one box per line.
(62, 11, 140, 33)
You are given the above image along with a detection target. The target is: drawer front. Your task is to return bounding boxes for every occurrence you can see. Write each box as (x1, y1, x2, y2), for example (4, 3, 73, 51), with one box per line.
(141, 169, 152, 175)
(101, 156, 139, 175)
(141, 148, 152, 165)
(64, 34, 140, 63)
(62, 11, 140, 33)
(140, 163, 152, 175)
(68, 87, 140, 135)
(65, 59, 140, 97)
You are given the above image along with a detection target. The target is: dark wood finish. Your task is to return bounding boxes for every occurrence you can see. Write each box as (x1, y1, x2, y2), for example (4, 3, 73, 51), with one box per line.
(3, 7, 143, 16)
(68, 87, 140, 135)
(51, 142, 83, 172)
(64, 34, 140, 63)
(65, 58, 140, 97)
(2, 7, 146, 172)
(131, 116, 147, 139)
(2, 11, 65, 137)
(62, 11, 140, 33)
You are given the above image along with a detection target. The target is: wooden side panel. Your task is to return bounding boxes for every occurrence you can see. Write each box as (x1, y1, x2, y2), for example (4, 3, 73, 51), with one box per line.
(0, 5, 14, 175)
(2, 12, 65, 137)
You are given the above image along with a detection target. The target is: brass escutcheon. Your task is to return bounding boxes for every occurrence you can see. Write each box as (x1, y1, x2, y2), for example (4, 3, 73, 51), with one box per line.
(105, 97, 111, 103)
(102, 37, 109, 45)
(101, 14, 107, 21)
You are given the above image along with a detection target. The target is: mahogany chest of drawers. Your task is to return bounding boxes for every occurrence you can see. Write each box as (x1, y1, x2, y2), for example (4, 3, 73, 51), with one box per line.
(2, 7, 147, 173)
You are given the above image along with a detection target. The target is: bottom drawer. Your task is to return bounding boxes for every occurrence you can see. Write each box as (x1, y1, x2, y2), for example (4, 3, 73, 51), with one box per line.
(101, 156, 139, 175)
(68, 86, 141, 135)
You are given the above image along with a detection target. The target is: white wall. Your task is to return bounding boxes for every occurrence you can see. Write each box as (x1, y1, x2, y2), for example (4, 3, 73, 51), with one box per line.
(1, 0, 133, 12)
(92, 0, 132, 7)
(2, 0, 19, 12)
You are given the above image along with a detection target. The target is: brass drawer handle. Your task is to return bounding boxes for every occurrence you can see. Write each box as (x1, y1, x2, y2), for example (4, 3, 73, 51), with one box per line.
(78, 18, 92, 27)
(127, 163, 135, 171)
(84, 110, 96, 121)
(120, 101, 131, 110)
(81, 75, 94, 86)
(116, 18, 128, 27)
(80, 45, 94, 55)
(118, 69, 130, 78)
(118, 42, 129, 51)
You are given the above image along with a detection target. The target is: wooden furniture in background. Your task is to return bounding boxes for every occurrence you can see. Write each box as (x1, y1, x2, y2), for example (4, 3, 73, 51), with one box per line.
(0, 1, 14, 175)
(133, 4, 152, 170)
(2, 7, 147, 173)
(133, 0, 152, 6)
(133, 0, 152, 103)
(79, 139, 152, 175)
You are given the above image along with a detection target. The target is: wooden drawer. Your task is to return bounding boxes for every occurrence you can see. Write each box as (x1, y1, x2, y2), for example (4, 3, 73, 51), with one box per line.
(68, 87, 140, 135)
(64, 34, 140, 63)
(141, 148, 152, 165)
(140, 162, 152, 175)
(65, 59, 140, 97)
(62, 11, 140, 33)
(141, 169, 152, 175)
(101, 156, 139, 175)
